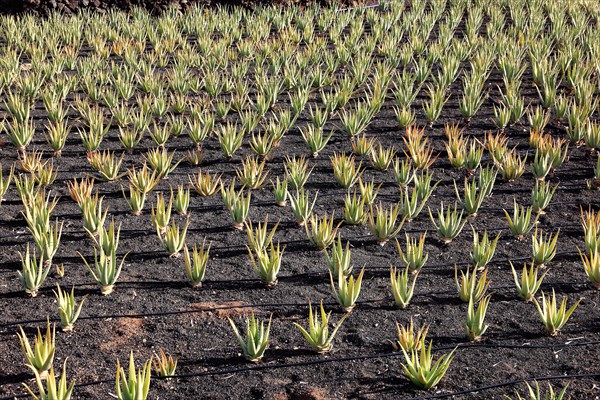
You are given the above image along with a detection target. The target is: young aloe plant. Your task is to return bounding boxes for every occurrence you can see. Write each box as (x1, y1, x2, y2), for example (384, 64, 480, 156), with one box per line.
(579, 248, 600, 289)
(506, 381, 569, 400)
(228, 313, 272, 363)
(401, 341, 455, 390)
(82, 193, 108, 237)
(90, 219, 120, 258)
(531, 228, 559, 268)
(533, 290, 582, 336)
(80, 248, 127, 296)
(18, 245, 50, 297)
(53, 285, 87, 332)
(183, 241, 210, 288)
(393, 158, 414, 188)
(510, 262, 547, 302)
(122, 184, 146, 216)
(17, 321, 55, 380)
(358, 178, 380, 206)
(153, 349, 178, 379)
(248, 242, 284, 288)
(395, 233, 428, 272)
(245, 217, 279, 254)
(390, 266, 419, 309)
(189, 169, 221, 197)
(429, 202, 467, 244)
(271, 177, 288, 207)
(293, 300, 349, 353)
(478, 165, 497, 198)
(301, 125, 332, 157)
(159, 219, 189, 257)
(115, 352, 151, 400)
(370, 142, 396, 171)
(305, 212, 341, 249)
(128, 164, 160, 195)
(23, 359, 74, 400)
(454, 178, 485, 216)
(285, 155, 313, 190)
(581, 206, 600, 255)
(465, 295, 491, 342)
(216, 122, 244, 158)
(504, 200, 536, 240)
(470, 229, 500, 270)
(532, 180, 557, 215)
(399, 186, 430, 221)
(368, 203, 405, 246)
(151, 192, 173, 235)
(289, 189, 318, 226)
(497, 148, 527, 182)
(393, 318, 429, 353)
(229, 189, 252, 230)
(531, 151, 553, 181)
(173, 185, 190, 216)
(343, 190, 367, 225)
(0, 164, 14, 205)
(145, 147, 180, 179)
(352, 133, 375, 157)
(455, 265, 490, 303)
(331, 152, 362, 189)
(330, 267, 365, 313)
(236, 156, 270, 189)
(324, 236, 353, 277)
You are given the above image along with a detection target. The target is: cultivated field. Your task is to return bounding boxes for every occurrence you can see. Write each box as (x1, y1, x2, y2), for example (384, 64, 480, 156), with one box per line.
(0, 1, 599, 399)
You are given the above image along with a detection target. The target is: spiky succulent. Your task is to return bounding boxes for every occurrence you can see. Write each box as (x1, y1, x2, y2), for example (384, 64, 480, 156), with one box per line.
(115, 352, 151, 400)
(533, 290, 582, 336)
(18, 321, 56, 380)
(429, 202, 467, 244)
(330, 268, 365, 313)
(53, 285, 87, 332)
(294, 301, 349, 353)
(401, 341, 455, 390)
(228, 313, 272, 363)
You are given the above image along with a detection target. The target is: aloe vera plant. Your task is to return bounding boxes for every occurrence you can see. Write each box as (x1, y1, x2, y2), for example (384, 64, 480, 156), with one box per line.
(393, 318, 429, 353)
(248, 242, 284, 288)
(396, 233, 428, 272)
(465, 295, 491, 342)
(368, 203, 405, 246)
(152, 349, 178, 379)
(18, 321, 56, 380)
(305, 212, 340, 249)
(115, 352, 151, 400)
(533, 290, 582, 336)
(294, 301, 349, 353)
(183, 241, 210, 288)
(579, 248, 600, 289)
(504, 200, 536, 239)
(429, 202, 467, 244)
(53, 285, 86, 332)
(455, 265, 490, 303)
(228, 313, 272, 362)
(390, 265, 419, 309)
(324, 236, 353, 277)
(401, 341, 455, 390)
(470, 229, 500, 270)
(506, 381, 569, 400)
(289, 189, 317, 226)
(330, 267, 365, 313)
(510, 262, 547, 302)
(80, 247, 127, 296)
(18, 245, 50, 297)
(23, 359, 74, 400)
